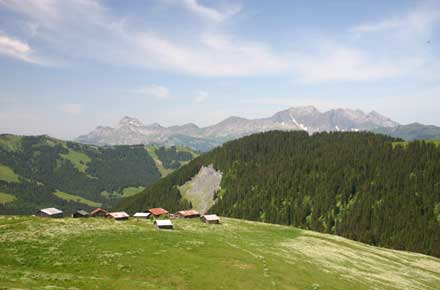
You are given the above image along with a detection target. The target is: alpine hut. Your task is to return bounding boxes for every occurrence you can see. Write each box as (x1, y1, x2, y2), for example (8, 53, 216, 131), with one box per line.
(36, 208, 63, 218)
(176, 210, 200, 219)
(201, 214, 220, 224)
(72, 210, 90, 218)
(147, 208, 169, 218)
(107, 212, 129, 221)
(154, 219, 173, 229)
(90, 208, 108, 217)
(133, 212, 151, 219)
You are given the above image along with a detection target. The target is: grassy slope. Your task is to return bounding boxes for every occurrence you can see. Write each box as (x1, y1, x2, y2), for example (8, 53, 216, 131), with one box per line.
(53, 190, 101, 207)
(60, 149, 91, 173)
(0, 216, 439, 290)
(0, 164, 20, 183)
(122, 186, 146, 197)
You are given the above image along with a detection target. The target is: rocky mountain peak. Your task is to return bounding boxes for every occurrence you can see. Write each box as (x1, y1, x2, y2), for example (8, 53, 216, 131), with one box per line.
(117, 116, 145, 128)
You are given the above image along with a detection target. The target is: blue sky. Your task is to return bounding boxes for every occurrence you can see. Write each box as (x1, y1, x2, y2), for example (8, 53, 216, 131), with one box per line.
(0, 0, 439, 139)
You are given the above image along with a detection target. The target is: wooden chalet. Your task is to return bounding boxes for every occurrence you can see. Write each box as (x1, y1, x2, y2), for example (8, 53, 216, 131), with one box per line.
(133, 212, 151, 219)
(107, 212, 129, 220)
(154, 219, 173, 229)
(90, 208, 108, 217)
(147, 208, 169, 218)
(36, 208, 63, 218)
(201, 214, 220, 224)
(72, 210, 89, 218)
(176, 210, 200, 219)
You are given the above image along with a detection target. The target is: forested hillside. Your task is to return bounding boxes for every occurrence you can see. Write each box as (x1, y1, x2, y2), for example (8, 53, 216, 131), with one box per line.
(0, 134, 197, 214)
(119, 131, 440, 257)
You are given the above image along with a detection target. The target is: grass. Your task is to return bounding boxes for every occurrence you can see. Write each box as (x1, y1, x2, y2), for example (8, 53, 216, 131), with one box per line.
(0, 192, 16, 204)
(53, 190, 101, 207)
(122, 186, 146, 197)
(0, 216, 439, 290)
(60, 149, 92, 173)
(0, 164, 20, 183)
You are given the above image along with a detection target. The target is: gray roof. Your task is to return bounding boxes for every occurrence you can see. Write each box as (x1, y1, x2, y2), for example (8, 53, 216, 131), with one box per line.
(40, 208, 63, 215)
(134, 212, 151, 217)
(203, 214, 220, 221)
(155, 219, 173, 226)
(76, 210, 89, 216)
(108, 212, 129, 218)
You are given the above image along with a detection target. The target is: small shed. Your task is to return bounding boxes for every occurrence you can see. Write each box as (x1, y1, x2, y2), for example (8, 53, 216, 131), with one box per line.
(133, 212, 151, 219)
(36, 208, 63, 218)
(107, 212, 129, 220)
(201, 214, 220, 224)
(90, 208, 108, 217)
(72, 210, 89, 218)
(176, 210, 200, 219)
(154, 219, 173, 229)
(147, 208, 169, 218)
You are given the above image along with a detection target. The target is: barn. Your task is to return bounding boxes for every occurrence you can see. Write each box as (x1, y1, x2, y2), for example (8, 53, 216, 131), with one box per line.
(107, 212, 129, 220)
(154, 219, 173, 229)
(72, 210, 89, 218)
(90, 208, 108, 217)
(176, 210, 200, 219)
(133, 212, 151, 219)
(147, 208, 169, 218)
(201, 214, 220, 224)
(36, 208, 63, 218)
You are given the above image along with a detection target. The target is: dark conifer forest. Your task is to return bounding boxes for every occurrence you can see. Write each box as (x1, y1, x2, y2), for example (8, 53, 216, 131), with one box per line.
(120, 131, 440, 257)
(0, 135, 196, 214)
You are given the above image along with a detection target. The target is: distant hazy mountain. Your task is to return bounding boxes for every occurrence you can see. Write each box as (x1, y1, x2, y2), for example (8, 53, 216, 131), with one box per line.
(76, 106, 399, 150)
(373, 123, 440, 140)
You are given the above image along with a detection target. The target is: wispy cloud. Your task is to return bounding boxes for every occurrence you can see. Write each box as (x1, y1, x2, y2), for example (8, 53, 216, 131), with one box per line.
(131, 85, 170, 100)
(0, 0, 285, 76)
(291, 45, 422, 83)
(351, 2, 440, 39)
(165, 0, 241, 22)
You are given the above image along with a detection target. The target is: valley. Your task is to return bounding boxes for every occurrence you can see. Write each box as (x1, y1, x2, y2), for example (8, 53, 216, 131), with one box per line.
(0, 134, 197, 215)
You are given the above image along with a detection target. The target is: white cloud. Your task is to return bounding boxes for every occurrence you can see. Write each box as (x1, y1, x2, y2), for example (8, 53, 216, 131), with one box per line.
(132, 85, 170, 100)
(166, 0, 241, 22)
(194, 90, 208, 103)
(58, 103, 82, 115)
(0, 31, 41, 63)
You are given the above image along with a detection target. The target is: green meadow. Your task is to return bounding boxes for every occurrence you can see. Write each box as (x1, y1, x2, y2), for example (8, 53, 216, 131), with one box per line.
(0, 216, 439, 290)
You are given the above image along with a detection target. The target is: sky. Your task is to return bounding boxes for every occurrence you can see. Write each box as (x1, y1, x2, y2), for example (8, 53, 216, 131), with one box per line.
(0, 0, 439, 140)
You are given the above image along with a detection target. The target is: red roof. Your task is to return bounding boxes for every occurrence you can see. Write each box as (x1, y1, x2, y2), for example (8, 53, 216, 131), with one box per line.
(148, 208, 169, 216)
(91, 208, 108, 215)
(178, 210, 200, 216)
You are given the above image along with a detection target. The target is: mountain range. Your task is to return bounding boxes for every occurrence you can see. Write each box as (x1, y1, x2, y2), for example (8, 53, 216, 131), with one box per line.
(77, 106, 416, 151)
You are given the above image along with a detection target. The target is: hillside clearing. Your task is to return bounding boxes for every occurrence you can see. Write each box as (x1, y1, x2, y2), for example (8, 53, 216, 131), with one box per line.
(0, 192, 16, 204)
(146, 146, 174, 177)
(53, 190, 101, 207)
(0, 164, 20, 183)
(122, 186, 145, 197)
(60, 149, 91, 173)
(0, 216, 439, 290)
